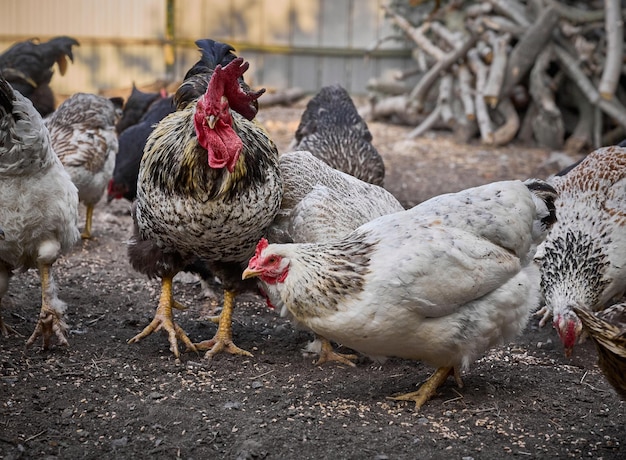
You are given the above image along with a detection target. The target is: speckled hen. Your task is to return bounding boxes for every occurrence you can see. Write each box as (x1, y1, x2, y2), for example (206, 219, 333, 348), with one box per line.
(244, 179, 557, 409)
(291, 85, 385, 185)
(46, 93, 123, 239)
(536, 146, 626, 356)
(128, 57, 282, 360)
(0, 76, 79, 346)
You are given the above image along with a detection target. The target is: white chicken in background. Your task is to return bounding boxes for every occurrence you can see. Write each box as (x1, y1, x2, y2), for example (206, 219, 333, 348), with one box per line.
(0, 76, 79, 345)
(536, 145, 626, 356)
(244, 179, 557, 409)
(265, 150, 404, 365)
(45, 93, 123, 239)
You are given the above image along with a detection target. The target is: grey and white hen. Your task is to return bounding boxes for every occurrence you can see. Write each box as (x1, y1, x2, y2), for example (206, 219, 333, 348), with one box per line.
(536, 145, 626, 356)
(291, 85, 385, 186)
(0, 76, 80, 346)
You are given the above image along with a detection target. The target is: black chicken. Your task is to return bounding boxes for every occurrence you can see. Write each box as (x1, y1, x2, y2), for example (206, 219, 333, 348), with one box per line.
(108, 96, 175, 202)
(0, 36, 79, 116)
(292, 84, 385, 186)
(115, 83, 166, 134)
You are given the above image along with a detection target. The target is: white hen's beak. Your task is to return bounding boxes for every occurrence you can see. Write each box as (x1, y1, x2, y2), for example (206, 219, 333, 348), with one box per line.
(207, 115, 217, 129)
(242, 267, 261, 280)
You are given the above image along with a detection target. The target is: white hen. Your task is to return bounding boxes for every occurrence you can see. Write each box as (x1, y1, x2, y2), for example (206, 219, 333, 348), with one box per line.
(0, 76, 79, 346)
(244, 179, 557, 409)
(536, 145, 626, 356)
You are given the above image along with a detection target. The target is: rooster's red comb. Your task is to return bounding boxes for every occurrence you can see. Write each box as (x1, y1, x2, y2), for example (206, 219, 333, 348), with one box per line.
(211, 57, 265, 120)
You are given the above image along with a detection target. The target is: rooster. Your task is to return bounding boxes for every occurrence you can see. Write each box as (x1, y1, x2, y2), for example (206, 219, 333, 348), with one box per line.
(536, 145, 626, 356)
(291, 84, 385, 186)
(45, 93, 123, 239)
(573, 304, 626, 400)
(127, 56, 282, 361)
(244, 179, 557, 409)
(0, 76, 80, 345)
(0, 36, 79, 116)
(265, 150, 404, 365)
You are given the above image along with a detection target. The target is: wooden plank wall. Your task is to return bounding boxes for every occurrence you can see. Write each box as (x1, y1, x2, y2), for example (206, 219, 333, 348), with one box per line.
(0, 0, 411, 95)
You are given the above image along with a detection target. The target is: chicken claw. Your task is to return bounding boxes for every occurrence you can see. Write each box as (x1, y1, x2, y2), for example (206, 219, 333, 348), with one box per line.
(311, 337, 357, 367)
(80, 204, 94, 239)
(25, 263, 68, 349)
(128, 275, 197, 359)
(389, 367, 460, 411)
(194, 290, 252, 360)
(535, 306, 552, 327)
(25, 306, 69, 349)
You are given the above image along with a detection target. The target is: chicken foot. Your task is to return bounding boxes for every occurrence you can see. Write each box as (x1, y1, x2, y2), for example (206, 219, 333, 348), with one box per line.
(314, 337, 358, 367)
(389, 366, 462, 410)
(193, 289, 252, 360)
(0, 310, 19, 337)
(81, 204, 94, 239)
(25, 263, 69, 349)
(128, 275, 197, 359)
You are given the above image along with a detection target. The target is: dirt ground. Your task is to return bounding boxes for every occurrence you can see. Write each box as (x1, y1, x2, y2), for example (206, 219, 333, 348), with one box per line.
(1, 100, 624, 460)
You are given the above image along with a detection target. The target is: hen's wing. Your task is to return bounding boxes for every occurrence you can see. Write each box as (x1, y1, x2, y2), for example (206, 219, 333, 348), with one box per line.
(574, 304, 626, 399)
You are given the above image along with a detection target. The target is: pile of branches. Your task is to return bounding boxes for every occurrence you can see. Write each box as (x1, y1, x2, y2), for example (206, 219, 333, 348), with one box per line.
(366, 0, 626, 151)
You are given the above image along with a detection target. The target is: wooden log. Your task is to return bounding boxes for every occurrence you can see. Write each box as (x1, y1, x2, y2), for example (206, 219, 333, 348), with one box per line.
(408, 105, 442, 138)
(467, 48, 494, 144)
(408, 33, 479, 111)
(529, 46, 564, 149)
(598, 0, 624, 100)
(438, 73, 454, 124)
(554, 44, 626, 131)
(258, 88, 307, 108)
(492, 98, 520, 145)
(563, 80, 593, 153)
(546, 0, 626, 23)
(456, 64, 475, 120)
(485, 0, 530, 26)
(500, 6, 559, 98)
(382, 6, 446, 59)
(483, 32, 510, 108)
(479, 15, 526, 36)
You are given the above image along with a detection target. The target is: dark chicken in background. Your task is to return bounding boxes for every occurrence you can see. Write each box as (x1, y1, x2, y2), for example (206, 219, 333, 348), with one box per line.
(0, 36, 79, 116)
(107, 95, 175, 203)
(127, 47, 282, 360)
(115, 83, 167, 135)
(291, 84, 385, 186)
(46, 93, 123, 239)
(0, 76, 80, 345)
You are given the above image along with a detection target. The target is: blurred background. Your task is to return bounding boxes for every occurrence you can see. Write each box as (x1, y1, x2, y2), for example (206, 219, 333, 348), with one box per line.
(0, 0, 413, 96)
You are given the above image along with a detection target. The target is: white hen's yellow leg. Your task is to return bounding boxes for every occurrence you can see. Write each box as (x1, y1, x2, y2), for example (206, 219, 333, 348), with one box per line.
(315, 336, 358, 367)
(25, 263, 69, 349)
(194, 290, 252, 360)
(128, 275, 197, 359)
(390, 366, 458, 410)
(81, 204, 94, 239)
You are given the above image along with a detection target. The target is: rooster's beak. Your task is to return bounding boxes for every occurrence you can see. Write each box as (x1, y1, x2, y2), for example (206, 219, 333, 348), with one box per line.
(207, 115, 217, 129)
(242, 267, 261, 280)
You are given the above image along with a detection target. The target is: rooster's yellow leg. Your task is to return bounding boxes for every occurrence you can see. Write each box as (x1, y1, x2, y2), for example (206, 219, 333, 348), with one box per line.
(128, 275, 197, 359)
(315, 336, 357, 367)
(25, 263, 69, 349)
(81, 204, 94, 239)
(389, 366, 457, 410)
(193, 289, 252, 360)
